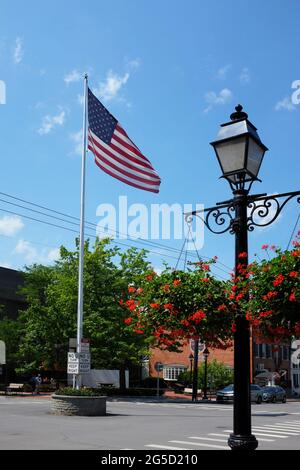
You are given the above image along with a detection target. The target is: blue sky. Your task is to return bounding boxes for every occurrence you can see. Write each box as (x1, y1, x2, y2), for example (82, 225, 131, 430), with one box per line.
(0, 0, 299, 278)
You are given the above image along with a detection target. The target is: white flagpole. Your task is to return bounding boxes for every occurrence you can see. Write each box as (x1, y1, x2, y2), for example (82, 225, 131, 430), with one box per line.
(75, 73, 88, 389)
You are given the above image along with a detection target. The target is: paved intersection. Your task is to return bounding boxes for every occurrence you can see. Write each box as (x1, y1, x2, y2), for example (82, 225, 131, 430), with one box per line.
(0, 396, 299, 450)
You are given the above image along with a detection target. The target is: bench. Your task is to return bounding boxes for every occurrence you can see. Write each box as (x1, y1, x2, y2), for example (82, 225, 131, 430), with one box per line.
(184, 387, 202, 395)
(5, 383, 24, 394)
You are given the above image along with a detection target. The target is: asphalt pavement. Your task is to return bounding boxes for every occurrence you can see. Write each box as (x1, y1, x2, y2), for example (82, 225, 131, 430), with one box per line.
(0, 395, 300, 450)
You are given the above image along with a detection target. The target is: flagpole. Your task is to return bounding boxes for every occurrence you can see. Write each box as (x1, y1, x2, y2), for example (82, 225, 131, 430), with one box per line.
(75, 73, 88, 389)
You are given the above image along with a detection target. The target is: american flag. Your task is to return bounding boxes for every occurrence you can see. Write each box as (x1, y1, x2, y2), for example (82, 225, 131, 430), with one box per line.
(87, 88, 161, 193)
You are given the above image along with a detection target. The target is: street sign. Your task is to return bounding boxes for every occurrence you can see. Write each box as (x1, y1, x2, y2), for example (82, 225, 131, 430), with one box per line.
(154, 361, 163, 372)
(67, 352, 91, 374)
(0, 341, 6, 364)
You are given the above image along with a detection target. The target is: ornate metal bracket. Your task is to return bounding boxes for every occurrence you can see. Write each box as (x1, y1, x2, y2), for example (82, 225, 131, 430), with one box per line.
(185, 190, 300, 235)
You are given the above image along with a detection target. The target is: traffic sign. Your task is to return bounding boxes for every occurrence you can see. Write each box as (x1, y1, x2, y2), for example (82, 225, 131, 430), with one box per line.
(154, 361, 163, 372)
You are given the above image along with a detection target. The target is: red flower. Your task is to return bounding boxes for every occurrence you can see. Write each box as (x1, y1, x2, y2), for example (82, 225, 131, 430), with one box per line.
(173, 279, 181, 287)
(231, 323, 237, 333)
(217, 304, 226, 312)
(150, 303, 160, 309)
(263, 291, 278, 300)
(289, 271, 298, 278)
(128, 286, 136, 293)
(136, 288, 143, 295)
(119, 299, 124, 306)
(124, 317, 133, 325)
(273, 274, 285, 286)
(246, 312, 252, 321)
(181, 319, 190, 327)
(201, 277, 210, 283)
(289, 292, 296, 302)
(291, 250, 300, 257)
(163, 284, 170, 292)
(164, 303, 173, 310)
(202, 264, 210, 271)
(189, 310, 206, 324)
(133, 329, 144, 334)
(259, 310, 273, 318)
(236, 293, 244, 301)
(261, 244, 269, 250)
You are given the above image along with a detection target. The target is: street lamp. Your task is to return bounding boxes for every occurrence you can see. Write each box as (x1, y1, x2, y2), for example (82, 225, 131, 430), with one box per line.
(186, 104, 300, 450)
(202, 347, 210, 401)
(189, 353, 194, 386)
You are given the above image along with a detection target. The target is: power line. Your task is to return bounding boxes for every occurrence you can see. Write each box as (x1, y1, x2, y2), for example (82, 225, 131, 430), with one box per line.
(0, 190, 233, 274)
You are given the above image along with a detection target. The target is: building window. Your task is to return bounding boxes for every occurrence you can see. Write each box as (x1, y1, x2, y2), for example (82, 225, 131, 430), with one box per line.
(282, 346, 289, 361)
(265, 344, 271, 358)
(163, 365, 187, 381)
(293, 374, 299, 388)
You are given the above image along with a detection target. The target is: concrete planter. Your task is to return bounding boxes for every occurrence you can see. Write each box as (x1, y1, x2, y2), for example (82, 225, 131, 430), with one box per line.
(51, 394, 107, 416)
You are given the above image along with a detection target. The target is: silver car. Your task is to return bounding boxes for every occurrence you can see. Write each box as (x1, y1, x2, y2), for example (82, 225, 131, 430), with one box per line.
(216, 384, 263, 404)
(262, 386, 287, 403)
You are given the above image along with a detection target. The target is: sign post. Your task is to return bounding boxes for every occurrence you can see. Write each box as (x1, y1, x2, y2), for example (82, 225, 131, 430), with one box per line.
(154, 362, 163, 398)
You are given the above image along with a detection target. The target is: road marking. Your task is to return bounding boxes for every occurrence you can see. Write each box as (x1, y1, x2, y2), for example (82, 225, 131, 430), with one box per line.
(189, 436, 228, 443)
(208, 433, 274, 442)
(254, 427, 300, 436)
(170, 440, 229, 450)
(146, 444, 189, 450)
(267, 424, 300, 431)
(223, 430, 288, 438)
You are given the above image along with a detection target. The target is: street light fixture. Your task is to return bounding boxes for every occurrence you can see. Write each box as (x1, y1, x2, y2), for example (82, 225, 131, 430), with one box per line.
(202, 347, 210, 401)
(185, 104, 300, 450)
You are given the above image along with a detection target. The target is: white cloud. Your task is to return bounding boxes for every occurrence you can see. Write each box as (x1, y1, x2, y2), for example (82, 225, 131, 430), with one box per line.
(203, 88, 233, 112)
(38, 109, 66, 135)
(126, 58, 141, 70)
(14, 239, 60, 264)
(240, 67, 250, 84)
(275, 96, 296, 112)
(94, 70, 130, 102)
(64, 69, 82, 85)
(0, 215, 24, 236)
(216, 64, 231, 80)
(70, 130, 83, 156)
(13, 37, 24, 64)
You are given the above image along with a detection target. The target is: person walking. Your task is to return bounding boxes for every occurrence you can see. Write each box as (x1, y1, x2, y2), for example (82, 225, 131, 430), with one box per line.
(35, 374, 42, 395)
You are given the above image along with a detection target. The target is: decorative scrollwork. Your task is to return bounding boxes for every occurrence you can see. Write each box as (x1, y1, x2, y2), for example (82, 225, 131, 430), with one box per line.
(185, 190, 300, 236)
(247, 192, 300, 232)
(185, 203, 235, 234)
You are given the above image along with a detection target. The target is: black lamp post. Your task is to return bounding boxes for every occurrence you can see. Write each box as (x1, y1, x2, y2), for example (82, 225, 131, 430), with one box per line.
(185, 104, 300, 450)
(202, 347, 210, 401)
(189, 353, 194, 386)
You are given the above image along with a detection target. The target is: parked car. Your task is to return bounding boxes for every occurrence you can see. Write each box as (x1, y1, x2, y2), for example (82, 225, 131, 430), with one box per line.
(216, 384, 263, 404)
(262, 386, 287, 403)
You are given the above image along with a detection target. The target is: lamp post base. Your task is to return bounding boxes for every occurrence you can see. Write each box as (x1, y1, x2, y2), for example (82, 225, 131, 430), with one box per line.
(228, 433, 258, 451)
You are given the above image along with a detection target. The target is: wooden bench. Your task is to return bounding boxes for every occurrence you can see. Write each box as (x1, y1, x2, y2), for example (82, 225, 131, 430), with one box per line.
(5, 383, 24, 394)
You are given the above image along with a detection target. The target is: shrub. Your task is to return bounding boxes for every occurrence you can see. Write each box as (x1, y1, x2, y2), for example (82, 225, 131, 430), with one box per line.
(54, 387, 105, 397)
(177, 359, 233, 390)
(139, 377, 168, 389)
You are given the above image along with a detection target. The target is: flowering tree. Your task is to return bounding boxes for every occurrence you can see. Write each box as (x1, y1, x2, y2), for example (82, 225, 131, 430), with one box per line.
(120, 261, 234, 352)
(236, 233, 300, 343)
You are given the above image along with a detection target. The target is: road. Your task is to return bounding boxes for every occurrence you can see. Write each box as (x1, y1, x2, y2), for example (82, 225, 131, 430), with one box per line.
(0, 396, 300, 450)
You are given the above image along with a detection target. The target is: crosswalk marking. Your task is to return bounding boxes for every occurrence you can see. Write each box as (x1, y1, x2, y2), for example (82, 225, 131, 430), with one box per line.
(208, 433, 274, 442)
(170, 440, 229, 450)
(146, 444, 189, 450)
(223, 429, 288, 438)
(263, 424, 300, 431)
(254, 427, 300, 435)
(189, 436, 228, 443)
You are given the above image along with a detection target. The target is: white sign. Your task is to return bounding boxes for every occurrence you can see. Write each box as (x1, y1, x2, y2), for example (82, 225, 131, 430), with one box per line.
(0, 341, 6, 364)
(189, 339, 205, 354)
(68, 363, 79, 374)
(67, 352, 91, 374)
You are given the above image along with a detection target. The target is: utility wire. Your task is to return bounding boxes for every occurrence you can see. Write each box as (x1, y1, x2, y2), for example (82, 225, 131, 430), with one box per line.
(0, 191, 232, 275)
